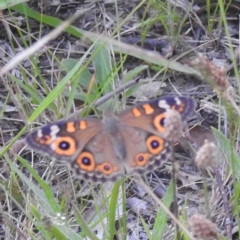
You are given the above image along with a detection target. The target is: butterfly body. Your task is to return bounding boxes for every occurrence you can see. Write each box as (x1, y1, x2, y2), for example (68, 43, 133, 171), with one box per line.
(26, 96, 195, 182)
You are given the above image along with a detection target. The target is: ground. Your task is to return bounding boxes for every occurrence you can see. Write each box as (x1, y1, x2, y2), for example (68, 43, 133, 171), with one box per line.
(0, 0, 239, 239)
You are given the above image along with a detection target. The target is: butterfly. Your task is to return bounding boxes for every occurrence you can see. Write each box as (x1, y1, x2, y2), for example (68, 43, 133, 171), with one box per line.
(25, 96, 195, 182)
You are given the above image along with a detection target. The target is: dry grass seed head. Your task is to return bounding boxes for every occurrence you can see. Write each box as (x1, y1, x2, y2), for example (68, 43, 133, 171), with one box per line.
(189, 214, 218, 240)
(195, 140, 216, 170)
(188, 53, 230, 94)
(164, 109, 183, 142)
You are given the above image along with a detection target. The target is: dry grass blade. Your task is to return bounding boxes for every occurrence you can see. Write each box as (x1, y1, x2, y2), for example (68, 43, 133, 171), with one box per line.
(1, 0, 240, 239)
(134, 175, 195, 240)
(0, 9, 87, 77)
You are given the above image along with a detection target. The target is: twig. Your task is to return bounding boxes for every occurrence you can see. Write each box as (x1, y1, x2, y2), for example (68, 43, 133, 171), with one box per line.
(0, 9, 87, 77)
(171, 153, 180, 239)
(134, 175, 195, 240)
(213, 167, 232, 239)
(67, 77, 140, 120)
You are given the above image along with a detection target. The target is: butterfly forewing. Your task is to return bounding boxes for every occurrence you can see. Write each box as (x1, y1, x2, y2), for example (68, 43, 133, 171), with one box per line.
(25, 119, 102, 162)
(118, 96, 195, 136)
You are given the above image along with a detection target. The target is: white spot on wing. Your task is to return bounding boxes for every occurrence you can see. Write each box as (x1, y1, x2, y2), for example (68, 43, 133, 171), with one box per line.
(174, 97, 181, 105)
(50, 125, 60, 137)
(158, 100, 171, 109)
(37, 129, 43, 138)
(50, 144, 56, 150)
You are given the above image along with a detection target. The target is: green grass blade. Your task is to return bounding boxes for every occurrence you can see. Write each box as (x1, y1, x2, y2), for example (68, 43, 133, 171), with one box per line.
(108, 180, 122, 240)
(0, 0, 28, 9)
(211, 127, 240, 178)
(93, 43, 112, 95)
(61, 58, 92, 89)
(15, 156, 61, 212)
(11, 4, 198, 75)
(151, 180, 174, 239)
(29, 204, 53, 240)
(73, 204, 99, 240)
(141, 216, 152, 238)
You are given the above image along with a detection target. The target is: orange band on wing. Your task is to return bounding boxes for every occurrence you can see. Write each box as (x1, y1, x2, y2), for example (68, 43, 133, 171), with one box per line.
(36, 135, 53, 145)
(79, 120, 87, 129)
(66, 122, 76, 132)
(171, 103, 185, 113)
(142, 104, 154, 115)
(132, 108, 141, 117)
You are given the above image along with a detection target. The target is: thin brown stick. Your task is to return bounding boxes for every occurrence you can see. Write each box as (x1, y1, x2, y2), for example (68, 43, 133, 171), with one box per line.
(135, 175, 195, 240)
(213, 167, 232, 239)
(66, 77, 140, 120)
(171, 153, 180, 239)
(0, 10, 86, 77)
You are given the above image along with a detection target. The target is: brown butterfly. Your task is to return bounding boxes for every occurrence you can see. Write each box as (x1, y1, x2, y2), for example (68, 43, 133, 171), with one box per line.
(26, 96, 195, 182)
